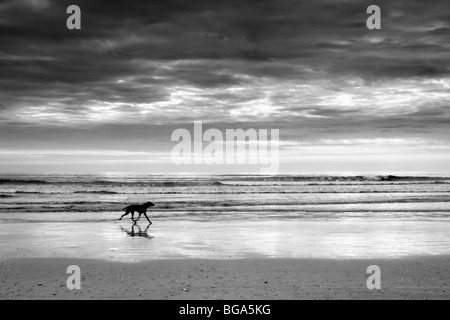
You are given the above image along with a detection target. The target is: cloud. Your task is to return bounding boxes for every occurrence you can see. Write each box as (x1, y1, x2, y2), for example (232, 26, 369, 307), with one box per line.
(0, 0, 449, 173)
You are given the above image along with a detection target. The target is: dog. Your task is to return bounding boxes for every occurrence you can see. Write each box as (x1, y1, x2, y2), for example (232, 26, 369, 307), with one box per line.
(119, 201, 155, 224)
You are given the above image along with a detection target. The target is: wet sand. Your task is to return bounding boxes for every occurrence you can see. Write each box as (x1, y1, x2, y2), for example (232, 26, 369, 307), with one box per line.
(0, 220, 450, 261)
(0, 219, 449, 299)
(1, 256, 449, 299)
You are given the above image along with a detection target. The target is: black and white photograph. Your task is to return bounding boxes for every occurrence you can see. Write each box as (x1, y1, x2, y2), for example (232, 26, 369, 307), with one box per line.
(0, 0, 449, 303)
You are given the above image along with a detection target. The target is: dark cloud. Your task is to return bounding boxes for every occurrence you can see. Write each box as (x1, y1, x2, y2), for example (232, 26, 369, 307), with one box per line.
(0, 0, 449, 152)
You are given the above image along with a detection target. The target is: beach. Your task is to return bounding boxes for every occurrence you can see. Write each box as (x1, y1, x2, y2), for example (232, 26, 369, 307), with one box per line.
(1, 174, 449, 299)
(1, 256, 449, 300)
(0, 220, 449, 300)
(3, 0, 450, 302)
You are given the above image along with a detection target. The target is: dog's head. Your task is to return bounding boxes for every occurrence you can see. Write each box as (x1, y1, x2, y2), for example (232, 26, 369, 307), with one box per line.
(144, 201, 155, 208)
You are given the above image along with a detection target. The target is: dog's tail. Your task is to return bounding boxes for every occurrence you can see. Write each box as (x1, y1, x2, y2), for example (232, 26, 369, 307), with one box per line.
(123, 206, 129, 211)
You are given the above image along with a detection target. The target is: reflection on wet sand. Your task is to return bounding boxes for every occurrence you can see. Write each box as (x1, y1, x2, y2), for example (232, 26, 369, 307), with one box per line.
(0, 220, 449, 262)
(119, 223, 154, 239)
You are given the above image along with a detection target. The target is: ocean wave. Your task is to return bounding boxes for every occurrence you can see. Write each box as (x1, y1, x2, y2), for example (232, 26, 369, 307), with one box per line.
(0, 179, 48, 184)
(2, 198, 450, 213)
(1, 211, 449, 224)
(15, 191, 50, 194)
(1, 175, 449, 186)
(217, 182, 449, 186)
(73, 191, 119, 194)
(5, 190, 450, 195)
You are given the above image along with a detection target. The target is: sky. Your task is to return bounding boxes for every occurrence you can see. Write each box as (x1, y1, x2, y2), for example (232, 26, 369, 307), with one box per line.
(0, 0, 449, 174)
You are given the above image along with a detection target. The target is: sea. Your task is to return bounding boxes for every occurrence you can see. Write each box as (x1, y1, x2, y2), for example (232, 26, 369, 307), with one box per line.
(0, 173, 449, 223)
(1, 173, 450, 260)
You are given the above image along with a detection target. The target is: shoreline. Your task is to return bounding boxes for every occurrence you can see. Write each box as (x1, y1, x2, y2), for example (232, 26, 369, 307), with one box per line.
(1, 256, 449, 299)
(1, 217, 448, 299)
(1, 220, 449, 261)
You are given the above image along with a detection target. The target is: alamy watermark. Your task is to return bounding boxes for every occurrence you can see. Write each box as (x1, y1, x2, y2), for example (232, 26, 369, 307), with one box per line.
(66, 5, 380, 31)
(66, 265, 81, 290)
(171, 121, 280, 173)
(366, 265, 381, 290)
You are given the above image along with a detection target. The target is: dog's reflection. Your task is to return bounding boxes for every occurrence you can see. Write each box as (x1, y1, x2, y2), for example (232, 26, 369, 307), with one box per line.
(119, 223, 154, 239)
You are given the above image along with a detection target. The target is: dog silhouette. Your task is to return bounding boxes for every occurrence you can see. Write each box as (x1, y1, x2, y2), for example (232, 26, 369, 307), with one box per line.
(119, 201, 155, 223)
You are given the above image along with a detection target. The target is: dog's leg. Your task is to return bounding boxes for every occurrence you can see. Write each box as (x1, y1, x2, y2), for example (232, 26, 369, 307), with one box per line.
(131, 211, 136, 222)
(143, 212, 152, 224)
(136, 212, 142, 221)
(119, 211, 129, 220)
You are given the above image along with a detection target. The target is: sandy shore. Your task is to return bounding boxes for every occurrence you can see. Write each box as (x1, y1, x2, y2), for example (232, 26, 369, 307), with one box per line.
(1, 256, 448, 300)
(1, 220, 450, 261)
(1, 220, 449, 299)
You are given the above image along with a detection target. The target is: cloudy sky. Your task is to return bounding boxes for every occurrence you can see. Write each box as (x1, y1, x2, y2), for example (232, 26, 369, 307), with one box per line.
(0, 0, 449, 174)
